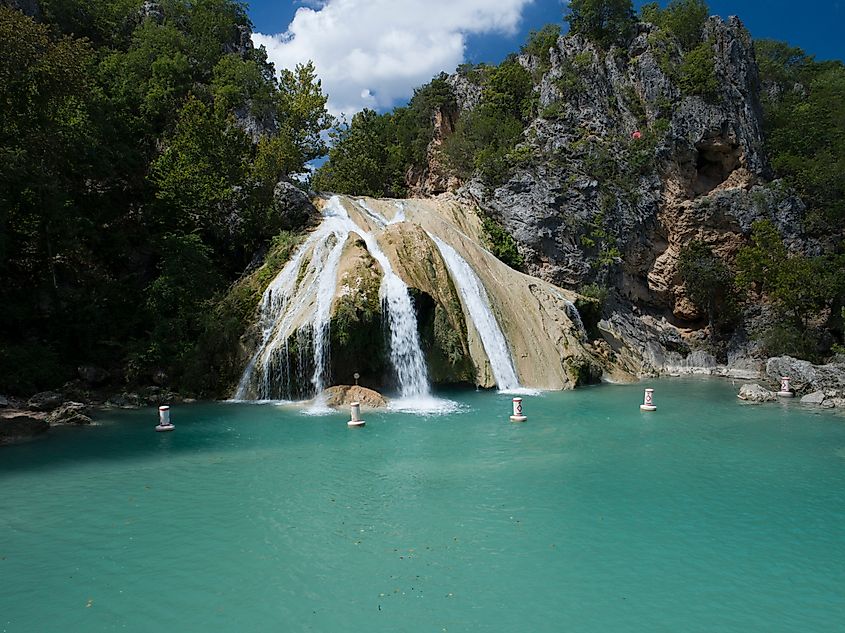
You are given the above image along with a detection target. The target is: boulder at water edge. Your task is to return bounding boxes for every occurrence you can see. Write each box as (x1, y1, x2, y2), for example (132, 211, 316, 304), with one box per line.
(323, 385, 387, 409)
(47, 401, 93, 425)
(737, 383, 777, 403)
(0, 412, 49, 445)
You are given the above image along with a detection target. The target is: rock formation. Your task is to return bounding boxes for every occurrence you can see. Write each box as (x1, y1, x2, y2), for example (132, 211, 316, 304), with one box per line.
(407, 16, 818, 377)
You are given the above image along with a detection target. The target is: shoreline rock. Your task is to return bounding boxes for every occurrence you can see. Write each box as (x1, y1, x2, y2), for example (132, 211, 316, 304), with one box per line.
(1, 410, 49, 445)
(737, 383, 776, 403)
(322, 385, 388, 409)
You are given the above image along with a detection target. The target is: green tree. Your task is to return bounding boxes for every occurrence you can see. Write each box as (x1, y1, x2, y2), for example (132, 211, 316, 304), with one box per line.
(735, 220, 844, 345)
(565, 0, 635, 48)
(677, 241, 736, 330)
(641, 0, 709, 51)
(758, 41, 845, 231)
(521, 24, 561, 75)
(312, 109, 405, 197)
(150, 95, 251, 242)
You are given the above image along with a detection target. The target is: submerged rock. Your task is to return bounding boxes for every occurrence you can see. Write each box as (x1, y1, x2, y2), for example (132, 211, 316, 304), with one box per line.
(737, 383, 776, 403)
(322, 385, 387, 409)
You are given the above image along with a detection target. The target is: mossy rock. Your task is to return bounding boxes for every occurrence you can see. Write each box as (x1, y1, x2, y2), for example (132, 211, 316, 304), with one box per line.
(329, 237, 386, 387)
(564, 356, 602, 387)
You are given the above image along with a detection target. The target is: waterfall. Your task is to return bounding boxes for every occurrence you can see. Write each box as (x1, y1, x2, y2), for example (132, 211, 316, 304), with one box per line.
(429, 234, 521, 391)
(234, 196, 430, 402)
(355, 231, 430, 399)
(234, 197, 353, 400)
(563, 299, 587, 340)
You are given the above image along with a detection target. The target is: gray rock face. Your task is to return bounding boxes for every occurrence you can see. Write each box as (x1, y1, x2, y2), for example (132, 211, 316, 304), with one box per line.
(273, 182, 319, 230)
(27, 390, 64, 411)
(738, 383, 776, 403)
(0, 395, 8, 407)
(766, 356, 845, 394)
(800, 390, 826, 405)
(233, 105, 279, 143)
(447, 73, 483, 114)
(47, 401, 92, 425)
(139, 0, 163, 23)
(458, 17, 783, 295)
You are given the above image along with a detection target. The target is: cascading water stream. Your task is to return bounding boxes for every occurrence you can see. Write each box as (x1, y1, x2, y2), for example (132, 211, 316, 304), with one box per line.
(355, 231, 430, 399)
(234, 196, 431, 403)
(234, 197, 354, 400)
(429, 234, 521, 391)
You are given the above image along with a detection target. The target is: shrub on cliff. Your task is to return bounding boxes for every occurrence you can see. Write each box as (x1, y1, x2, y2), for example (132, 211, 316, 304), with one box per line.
(641, 0, 709, 51)
(678, 241, 738, 332)
(566, 0, 635, 48)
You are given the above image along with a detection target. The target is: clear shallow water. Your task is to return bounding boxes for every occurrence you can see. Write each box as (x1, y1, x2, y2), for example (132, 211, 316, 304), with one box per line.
(2, 378, 845, 633)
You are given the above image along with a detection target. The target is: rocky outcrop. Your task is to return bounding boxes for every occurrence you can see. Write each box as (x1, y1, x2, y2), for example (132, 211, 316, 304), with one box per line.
(0, 411, 48, 445)
(737, 383, 776, 403)
(396, 17, 820, 375)
(765, 356, 845, 395)
(26, 390, 63, 411)
(322, 385, 387, 409)
(272, 181, 320, 230)
(470, 17, 783, 296)
(47, 401, 93, 425)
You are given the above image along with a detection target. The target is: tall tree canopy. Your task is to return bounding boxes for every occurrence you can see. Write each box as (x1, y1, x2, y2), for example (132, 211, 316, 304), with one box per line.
(0, 2, 331, 394)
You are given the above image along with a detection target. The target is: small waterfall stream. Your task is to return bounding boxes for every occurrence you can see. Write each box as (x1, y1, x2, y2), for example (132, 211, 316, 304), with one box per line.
(234, 196, 431, 402)
(429, 234, 521, 391)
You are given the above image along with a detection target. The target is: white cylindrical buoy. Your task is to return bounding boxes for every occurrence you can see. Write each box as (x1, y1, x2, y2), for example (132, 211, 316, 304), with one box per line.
(348, 401, 365, 427)
(640, 388, 657, 411)
(156, 405, 175, 432)
(777, 376, 794, 397)
(510, 397, 527, 422)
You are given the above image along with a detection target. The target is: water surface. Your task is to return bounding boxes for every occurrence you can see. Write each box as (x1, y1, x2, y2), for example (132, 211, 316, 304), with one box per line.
(2, 378, 844, 632)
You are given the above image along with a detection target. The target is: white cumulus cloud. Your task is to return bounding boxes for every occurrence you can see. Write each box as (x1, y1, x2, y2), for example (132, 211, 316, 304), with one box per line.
(253, 0, 535, 117)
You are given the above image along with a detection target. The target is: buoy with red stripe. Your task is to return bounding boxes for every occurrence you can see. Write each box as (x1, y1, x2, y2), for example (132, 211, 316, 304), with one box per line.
(510, 397, 527, 422)
(640, 388, 656, 412)
(156, 405, 175, 432)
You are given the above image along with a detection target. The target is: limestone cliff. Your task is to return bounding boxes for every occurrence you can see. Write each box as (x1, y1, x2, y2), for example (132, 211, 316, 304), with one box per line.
(415, 16, 811, 374)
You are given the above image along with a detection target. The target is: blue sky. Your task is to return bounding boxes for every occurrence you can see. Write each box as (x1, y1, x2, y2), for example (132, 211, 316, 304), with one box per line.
(247, 0, 844, 116)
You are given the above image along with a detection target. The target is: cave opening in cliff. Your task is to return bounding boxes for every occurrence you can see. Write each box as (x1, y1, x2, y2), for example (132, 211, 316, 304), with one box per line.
(693, 140, 741, 195)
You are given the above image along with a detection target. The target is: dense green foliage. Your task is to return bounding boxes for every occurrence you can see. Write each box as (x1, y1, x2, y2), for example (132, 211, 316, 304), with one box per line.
(480, 216, 525, 271)
(312, 74, 456, 196)
(734, 221, 844, 360)
(641, 0, 708, 51)
(677, 241, 737, 332)
(0, 2, 331, 395)
(756, 40, 845, 232)
(443, 59, 535, 186)
(642, 1, 717, 100)
(565, 0, 635, 48)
